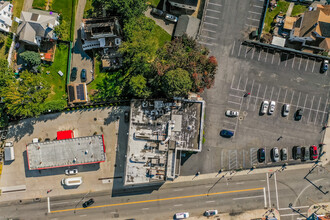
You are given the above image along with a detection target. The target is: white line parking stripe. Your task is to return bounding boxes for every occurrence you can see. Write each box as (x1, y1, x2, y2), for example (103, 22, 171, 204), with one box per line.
(290, 91, 295, 105)
(203, 28, 217, 33)
(303, 94, 308, 111)
(247, 17, 260, 22)
(305, 59, 309, 71)
(208, 2, 222, 7)
(314, 97, 322, 125)
(283, 89, 288, 103)
(249, 11, 261, 15)
(228, 101, 241, 105)
(308, 96, 315, 123)
(277, 87, 281, 102)
(271, 53, 275, 64)
(203, 22, 218, 26)
(321, 98, 328, 124)
(205, 15, 220, 20)
(265, 49, 268, 62)
(229, 94, 243, 99)
(270, 87, 274, 100)
(298, 56, 302, 70)
(253, 84, 261, 111)
(231, 41, 236, 56)
(292, 56, 295, 68)
(263, 85, 268, 99)
(312, 59, 316, 72)
(296, 92, 301, 108)
(231, 75, 235, 89)
(251, 47, 255, 59)
(206, 8, 221, 13)
(237, 75, 242, 89)
(247, 80, 255, 110)
(200, 35, 216, 40)
(245, 23, 258, 28)
(253, 5, 263, 8)
(238, 44, 242, 57)
(198, 41, 213, 46)
(245, 46, 249, 58)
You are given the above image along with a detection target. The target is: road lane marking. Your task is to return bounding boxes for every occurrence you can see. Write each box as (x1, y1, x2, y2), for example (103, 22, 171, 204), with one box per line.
(266, 173, 271, 208)
(51, 201, 70, 205)
(206, 200, 215, 203)
(173, 189, 183, 191)
(274, 172, 279, 209)
(233, 195, 264, 200)
(279, 206, 309, 210)
(263, 187, 267, 208)
(174, 204, 183, 207)
(80, 215, 87, 217)
(141, 208, 150, 210)
(51, 188, 264, 213)
(48, 197, 51, 213)
(281, 213, 307, 217)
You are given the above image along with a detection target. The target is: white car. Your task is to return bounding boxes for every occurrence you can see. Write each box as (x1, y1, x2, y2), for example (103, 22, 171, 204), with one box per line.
(204, 210, 218, 216)
(225, 110, 239, 117)
(268, 101, 276, 114)
(282, 104, 290, 117)
(260, 101, 269, 114)
(65, 169, 78, 175)
(175, 212, 189, 219)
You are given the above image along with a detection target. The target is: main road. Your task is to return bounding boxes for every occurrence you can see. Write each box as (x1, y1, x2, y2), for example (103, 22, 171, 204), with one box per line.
(0, 164, 329, 220)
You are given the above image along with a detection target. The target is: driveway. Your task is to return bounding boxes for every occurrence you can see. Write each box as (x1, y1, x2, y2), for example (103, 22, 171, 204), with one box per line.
(144, 8, 175, 35)
(71, 0, 93, 84)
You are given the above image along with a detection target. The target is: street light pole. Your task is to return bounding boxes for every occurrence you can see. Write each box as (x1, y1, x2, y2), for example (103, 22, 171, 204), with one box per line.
(74, 191, 90, 213)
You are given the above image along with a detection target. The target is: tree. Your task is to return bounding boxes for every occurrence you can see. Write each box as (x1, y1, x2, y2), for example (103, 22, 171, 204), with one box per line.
(2, 71, 50, 118)
(54, 19, 69, 41)
(128, 75, 151, 98)
(91, 0, 147, 22)
(0, 59, 11, 87)
(19, 51, 41, 69)
(161, 68, 192, 98)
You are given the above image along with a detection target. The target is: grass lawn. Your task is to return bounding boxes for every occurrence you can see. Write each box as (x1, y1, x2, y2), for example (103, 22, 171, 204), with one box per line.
(148, 0, 161, 8)
(263, 0, 290, 33)
(87, 59, 106, 93)
(291, 4, 307, 17)
(51, 0, 77, 41)
(153, 24, 171, 47)
(11, 0, 25, 32)
(0, 35, 9, 60)
(32, 0, 46, 10)
(83, 0, 93, 18)
(41, 43, 69, 102)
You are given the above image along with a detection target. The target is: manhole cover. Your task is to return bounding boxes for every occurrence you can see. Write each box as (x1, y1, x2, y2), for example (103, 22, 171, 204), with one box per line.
(238, 116, 244, 120)
(243, 111, 248, 116)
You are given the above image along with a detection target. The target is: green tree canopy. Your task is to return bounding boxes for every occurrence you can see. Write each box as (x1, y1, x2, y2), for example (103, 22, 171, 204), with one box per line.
(128, 74, 151, 98)
(20, 51, 41, 68)
(92, 0, 147, 22)
(2, 71, 50, 118)
(161, 68, 192, 98)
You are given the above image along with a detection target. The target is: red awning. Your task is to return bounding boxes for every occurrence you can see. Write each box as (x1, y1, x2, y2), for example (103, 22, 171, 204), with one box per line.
(57, 130, 73, 140)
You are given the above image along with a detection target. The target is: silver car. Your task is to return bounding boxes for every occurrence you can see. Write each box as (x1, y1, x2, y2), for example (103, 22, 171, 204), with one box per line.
(225, 110, 239, 117)
(282, 104, 290, 117)
(271, 147, 280, 162)
(268, 101, 276, 114)
(260, 101, 269, 114)
(165, 13, 178, 22)
(65, 169, 78, 175)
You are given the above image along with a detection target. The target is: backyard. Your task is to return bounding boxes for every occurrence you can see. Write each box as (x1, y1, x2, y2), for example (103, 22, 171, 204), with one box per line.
(11, 0, 24, 32)
(41, 43, 69, 103)
(263, 0, 307, 33)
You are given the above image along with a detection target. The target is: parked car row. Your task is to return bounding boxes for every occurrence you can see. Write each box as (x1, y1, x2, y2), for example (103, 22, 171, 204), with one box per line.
(151, 8, 178, 22)
(71, 67, 87, 82)
(260, 101, 303, 120)
(175, 210, 218, 219)
(257, 146, 318, 163)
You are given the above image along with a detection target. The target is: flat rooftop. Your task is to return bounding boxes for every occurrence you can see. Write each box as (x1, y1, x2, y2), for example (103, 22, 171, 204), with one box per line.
(26, 135, 106, 170)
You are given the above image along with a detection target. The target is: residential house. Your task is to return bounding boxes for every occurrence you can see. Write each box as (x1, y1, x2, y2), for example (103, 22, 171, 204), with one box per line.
(288, 5, 330, 53)
(16, 9, 59, 46)
(0, 1, 13, 33)
(168, 0, 198, 13)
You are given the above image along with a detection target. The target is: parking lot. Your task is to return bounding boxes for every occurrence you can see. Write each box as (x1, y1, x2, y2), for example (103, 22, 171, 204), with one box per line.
(180, 0, 329, 176)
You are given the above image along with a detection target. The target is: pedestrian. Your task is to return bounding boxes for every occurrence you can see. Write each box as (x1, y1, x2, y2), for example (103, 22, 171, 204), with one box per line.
(277, 136, 283, 141)
(244, 92, 251, 97)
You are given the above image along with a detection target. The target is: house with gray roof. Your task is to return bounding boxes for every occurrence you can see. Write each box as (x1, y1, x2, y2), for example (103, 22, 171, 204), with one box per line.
(16, 9, 59, 46)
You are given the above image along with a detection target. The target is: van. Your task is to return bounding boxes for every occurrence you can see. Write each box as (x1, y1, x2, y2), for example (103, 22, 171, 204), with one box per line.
(61, 177, 82, 186)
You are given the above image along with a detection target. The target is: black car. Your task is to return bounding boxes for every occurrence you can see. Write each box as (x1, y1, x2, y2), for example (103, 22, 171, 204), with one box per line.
(292, 146, 301, 160)
(281, 148, 287, 161)
(81, 69, 87, 82)
(82, 198, 94, 208)
(295, 109, 303, 121)
(124, 111, 129, 123)
(220, 129, 234, 138)
(71, 67, 77, 80)
(257, 148, 265, 163)
(151, 8, 164, 17)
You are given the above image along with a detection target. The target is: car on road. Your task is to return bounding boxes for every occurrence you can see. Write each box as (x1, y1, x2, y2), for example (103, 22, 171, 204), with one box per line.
(282, 104, 290, 117)
(220, 129, 234, 138)
(225, 110, 239, 117)
(295, 109, 303, 121)
(82, 198, 94, 208)
(71, 67, 77, 80)
(65, 169, 78, 175)
(257, 148, 265, 163)
(301, 147, 310, 161)
(310, 145, 318, 160)
(293, 146, 302, 160)
(281, 148, 287, 161)
(320, 60, 328, 73)
(271, 147, 280, 162)
(151, 8, 164, 17)
(175, 212, 189, 219)
(165, 13, 178, 22)
(268, 101, 276, 114)
(81, 69, 87, 82)
(124, 111, 129, 123)
(260, 100, 269, 114)
(204, 210, 218, 216)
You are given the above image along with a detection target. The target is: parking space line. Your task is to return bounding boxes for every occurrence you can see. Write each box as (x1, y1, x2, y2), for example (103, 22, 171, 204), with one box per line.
(206, 8, 221, 13)
(228, 101, 241, 105)
(296, 92, 301, 109)
(247, 80, 255, 110)
(200, 35, 216, 40)
(303, 94, 308, 111)
(278, 53, 281, 65)
(251, 47, 255, 59)
(205, 15, 220, 20)
(285, 53, 288, 67)
(229, 94, 243, 99)
(283, 89, 288, 103)
(270, 87, 274, 100)
(305, 59, 309, 71)
(314, 97, 322, 125)
(245, 23, 258, 28)
(292, 56, 295, 68)
(263, 85, 268, 99)
(307, 96, 315, 123)
(231, 75, 235, 89)
(312, 59, 316, 72)
(253, 84, 261, 111)
(231, 41, 236, 56)
(238, 44, 242, 57)
(298, 56, 302, 70)
(276, 88, 281, 102)
(258, 49, 261, 61)
(224, 121, 237, 126)
(253, 5, 263, 8)
(271, 53, 275, 64)
(290, 91, 295, 105)
(208, 2, 222, 7)
(203, 28, 217, 33)
(265, 49, 269, 62)
(248, 11, 261, 15)
(198, 41, 214, 46)
(237, 75, 242, 89)
(203, 22, 218, 26)
(244, 78, 248, 91)
(245, 46, 249, 58)
(321, 98, 328, 124)
(247, 17, 260, 22)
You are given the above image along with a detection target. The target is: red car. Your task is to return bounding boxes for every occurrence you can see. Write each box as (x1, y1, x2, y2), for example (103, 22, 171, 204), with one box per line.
(310, 145, 318, 160)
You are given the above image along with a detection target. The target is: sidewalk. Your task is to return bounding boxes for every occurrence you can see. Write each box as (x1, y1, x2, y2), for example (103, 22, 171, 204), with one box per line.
(307, 202, 330, 219)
